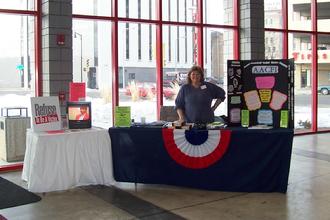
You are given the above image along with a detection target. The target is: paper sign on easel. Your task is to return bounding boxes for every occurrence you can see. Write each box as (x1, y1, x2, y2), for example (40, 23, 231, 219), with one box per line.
(227, 59, 294, 128)
(31, 96, 62, 132)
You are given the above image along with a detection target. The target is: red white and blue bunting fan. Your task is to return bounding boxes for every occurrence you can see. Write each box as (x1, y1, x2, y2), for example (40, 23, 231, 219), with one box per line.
(162, 129, 231, 169)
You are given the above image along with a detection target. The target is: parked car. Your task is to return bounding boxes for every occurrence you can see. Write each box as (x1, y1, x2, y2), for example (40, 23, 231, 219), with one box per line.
(163, 75, 178, 88)
(205, 77, 222, 85)
(177, 72, 188, 85)
(164, 71, 187, 86)
(318, 85, 330, 95)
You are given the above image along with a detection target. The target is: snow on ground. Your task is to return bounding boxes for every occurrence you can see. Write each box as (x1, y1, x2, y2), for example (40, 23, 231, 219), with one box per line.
(0, 93, 329, 129)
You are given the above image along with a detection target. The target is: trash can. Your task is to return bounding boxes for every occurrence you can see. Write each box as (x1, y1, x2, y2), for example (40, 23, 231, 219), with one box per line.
(0, 107, 31, 162)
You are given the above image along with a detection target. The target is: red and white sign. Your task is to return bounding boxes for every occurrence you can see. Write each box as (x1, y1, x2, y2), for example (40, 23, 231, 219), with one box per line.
(69, 82, 86, 101)
(292, 50, 330, 63)
(31, 96, 62, 132)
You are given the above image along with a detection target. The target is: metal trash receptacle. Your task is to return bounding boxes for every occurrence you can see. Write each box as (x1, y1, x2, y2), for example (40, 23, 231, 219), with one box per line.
(0, 107, 31, 162)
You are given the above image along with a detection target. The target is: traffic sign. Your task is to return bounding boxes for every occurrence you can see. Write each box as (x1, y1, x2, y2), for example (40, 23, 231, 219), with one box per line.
(16, 64, 24, 70)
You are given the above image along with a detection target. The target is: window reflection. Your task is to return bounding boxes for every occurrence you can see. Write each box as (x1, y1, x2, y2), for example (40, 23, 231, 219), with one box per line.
(163, 25, 195, 106)
(317, 1, 330, 32)
(264, 0, 283, 29)
(288, 0, 311, 31)
(118, 23, 157, 123)
(0, 13, 35, 167)
(118, 0, 155, 20)
(73, 0, 111, 16)
(73, 20, 112, 128)
(0, 14, 35, 106)
(0, 0, 35, 10)
(203, 0, 233, 25)
(289, 33, 312, 131)
(163, 0, 198, 23)
(265, 32, 283, 59)
(317, 35, 330, 130)
(204, 28, 233, 117)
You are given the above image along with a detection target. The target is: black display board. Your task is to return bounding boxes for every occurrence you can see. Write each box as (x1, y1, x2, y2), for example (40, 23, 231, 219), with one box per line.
(227, 59, 294, 128)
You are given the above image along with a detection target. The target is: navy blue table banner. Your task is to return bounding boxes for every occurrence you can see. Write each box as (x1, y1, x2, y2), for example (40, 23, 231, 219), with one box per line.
(109, 127, 294, 193)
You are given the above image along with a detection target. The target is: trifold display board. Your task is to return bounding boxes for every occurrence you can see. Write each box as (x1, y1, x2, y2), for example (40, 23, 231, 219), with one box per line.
(227, 59, 294, 128)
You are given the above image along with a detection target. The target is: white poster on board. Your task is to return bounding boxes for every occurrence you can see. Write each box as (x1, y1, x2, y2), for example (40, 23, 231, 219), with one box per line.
(30, 96, 62, 132)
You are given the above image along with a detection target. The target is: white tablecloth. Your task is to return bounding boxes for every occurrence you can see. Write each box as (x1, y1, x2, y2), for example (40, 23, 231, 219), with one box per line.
(22, 127, 114, 193)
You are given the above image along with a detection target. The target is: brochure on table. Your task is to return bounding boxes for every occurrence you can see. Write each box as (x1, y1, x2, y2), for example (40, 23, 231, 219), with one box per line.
(31, 96, 62, 132)
(114, 106, 131, 127)
(227, 59, 294, 128)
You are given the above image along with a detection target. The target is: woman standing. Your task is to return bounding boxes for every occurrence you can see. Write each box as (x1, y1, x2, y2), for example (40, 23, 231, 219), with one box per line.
(175, 65, 226, 125)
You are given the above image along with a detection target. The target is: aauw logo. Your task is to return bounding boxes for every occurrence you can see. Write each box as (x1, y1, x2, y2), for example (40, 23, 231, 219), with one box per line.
(252, 66, 278, 74)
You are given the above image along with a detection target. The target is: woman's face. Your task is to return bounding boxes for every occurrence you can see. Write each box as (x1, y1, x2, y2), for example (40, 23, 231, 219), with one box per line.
(190, 71, 202, 84)
(80, 107, 87, 114)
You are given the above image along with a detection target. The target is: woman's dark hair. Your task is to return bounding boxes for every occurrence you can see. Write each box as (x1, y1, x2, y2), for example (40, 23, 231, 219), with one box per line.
(187, 65, 205, 84)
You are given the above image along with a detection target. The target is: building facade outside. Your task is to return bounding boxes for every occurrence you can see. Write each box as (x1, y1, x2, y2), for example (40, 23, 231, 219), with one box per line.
(265, 0, 330, 90)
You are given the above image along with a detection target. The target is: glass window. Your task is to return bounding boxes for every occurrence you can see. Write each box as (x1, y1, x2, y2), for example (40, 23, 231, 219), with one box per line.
(73, 0, 111, 16)
(0, 13, 35, 168)
(203, 0, 233, 25)
(0, 14, 35, 110)
(204, 28, 233, 116)
(118, 22, 157, 123)
(317, 34, 330, 131)
(317, 1, 330, 32)
(73, 20, 112, 128)
(0, 0, 35, 10)
(289, 33, 312, 132)
(118, 0, 156, 20)
(162, 25, 196, 105)
(162, 0, 198, 23)
(288, 0, 311, 31)
(265, 31, 283, 59)
(264, 0, 283, 29)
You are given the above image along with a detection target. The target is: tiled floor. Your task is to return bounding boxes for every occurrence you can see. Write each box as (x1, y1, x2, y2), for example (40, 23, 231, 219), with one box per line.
(1, 133, 330, 220)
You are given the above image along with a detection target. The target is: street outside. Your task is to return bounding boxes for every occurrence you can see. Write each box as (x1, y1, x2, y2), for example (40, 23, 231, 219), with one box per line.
(57, 88, 330, 107)
(0, 88, 329, 129)
(2, 88, 330, 105)
(295, 93, 330, 107)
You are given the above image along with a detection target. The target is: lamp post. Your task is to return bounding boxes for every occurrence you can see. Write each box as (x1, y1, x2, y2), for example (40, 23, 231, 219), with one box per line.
(74, 32, 83, 82)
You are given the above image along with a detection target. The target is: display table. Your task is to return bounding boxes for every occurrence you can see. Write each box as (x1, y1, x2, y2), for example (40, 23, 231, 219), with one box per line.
(22, 127, 114, 193)
(109, 127, 294, 193)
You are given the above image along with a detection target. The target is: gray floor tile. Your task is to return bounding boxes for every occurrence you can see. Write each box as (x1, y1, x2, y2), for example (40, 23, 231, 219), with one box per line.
(1, 133, 330, 220)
